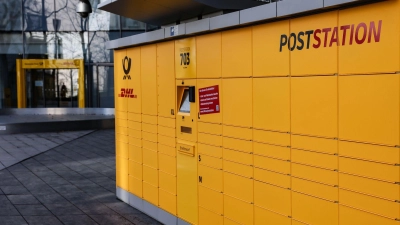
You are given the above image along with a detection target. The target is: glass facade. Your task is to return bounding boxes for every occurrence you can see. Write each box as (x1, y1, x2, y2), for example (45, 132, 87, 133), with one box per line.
(0, 0, 155, 108)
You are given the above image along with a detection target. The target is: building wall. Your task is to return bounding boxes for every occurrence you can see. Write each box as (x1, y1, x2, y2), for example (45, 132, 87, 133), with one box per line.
(115, 0, 400, 224)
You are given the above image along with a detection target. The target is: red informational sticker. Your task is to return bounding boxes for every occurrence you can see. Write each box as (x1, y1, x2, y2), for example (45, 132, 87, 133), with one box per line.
(199, 85, 220, 115)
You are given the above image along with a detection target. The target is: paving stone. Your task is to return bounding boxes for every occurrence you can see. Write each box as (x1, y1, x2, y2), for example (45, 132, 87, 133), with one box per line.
(0, 205, 21, 216)
(90, 214, 133, 225)
(0, 216, 28, 225)
(7, 195, 40, 205)
(57, 215, 98, 225)
(15, 205, 52, 216)
(24, 216, 63, 225)
(34, 194, 69, 204)
(0, 186, 29, 195)
(44, 203, 84, 215)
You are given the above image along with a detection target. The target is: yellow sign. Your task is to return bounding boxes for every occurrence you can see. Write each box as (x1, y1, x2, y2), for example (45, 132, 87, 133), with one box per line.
(21, 59, 81, 69)
(175, 37, 197, 79)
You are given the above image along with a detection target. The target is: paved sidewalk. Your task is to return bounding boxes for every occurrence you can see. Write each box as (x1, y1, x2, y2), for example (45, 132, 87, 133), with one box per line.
(0, 130, 161, 225)
(0, 130, 94, 170)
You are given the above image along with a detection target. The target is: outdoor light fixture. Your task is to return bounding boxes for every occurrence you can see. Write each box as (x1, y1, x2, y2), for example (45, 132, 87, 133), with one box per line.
(76, 0, 92, 18)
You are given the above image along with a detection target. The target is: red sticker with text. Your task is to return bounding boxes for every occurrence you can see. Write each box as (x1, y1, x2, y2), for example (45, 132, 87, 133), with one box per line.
(199, 85, 220, 115)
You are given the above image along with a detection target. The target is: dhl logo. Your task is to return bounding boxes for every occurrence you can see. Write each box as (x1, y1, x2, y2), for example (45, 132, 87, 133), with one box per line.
(118, 88, 137, 98)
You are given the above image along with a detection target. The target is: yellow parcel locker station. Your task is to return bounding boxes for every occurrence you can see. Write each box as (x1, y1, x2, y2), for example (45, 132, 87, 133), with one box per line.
(113, 1, 400, 225)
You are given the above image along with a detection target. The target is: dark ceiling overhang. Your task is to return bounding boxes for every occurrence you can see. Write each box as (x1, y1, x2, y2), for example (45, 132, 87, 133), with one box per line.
(98, 0, 267, 26)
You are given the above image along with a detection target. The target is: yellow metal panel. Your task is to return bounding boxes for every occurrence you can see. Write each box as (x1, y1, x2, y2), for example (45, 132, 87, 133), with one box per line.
(141, 44, 158, 115)
(292, 135, 337, 155)
(158, 126, 175, 138)
(339, 157, 399, 182)
(253, 21, 290, 77)
(338, 74, 399, 146)
(142, 123, 157, 134)
(223, 148, 252, 166)
(198, 185, 223, 214)
(292, 163, 338, 185)
(116, 141, 128, 159)
(223, 137, 252, 153)
(177, 141, 198, 224)
(292, 192, 338, 225)
(158, 152, 176, 176)
(159, 188, 177, 215)
(254, 181, 291, 216)
(253, 77, 290, 132)
(142, 114, 157, 125)
(339, 205, 399, 225)
(223, 125, 252, 140)
(117, 133, 129, 144)
(198, 164, 223, 192)
(253, 142, 290, 160)
(198, 133, 222, 147)
(143, 165, 158, 186)
(159, 171, 177, 194)
(158, 116, 175, 128)
(116, 111, 128, 120)
(142, 140, 157, 151)
(114, 49, 128, 112)
(142, 181, 158, 205)
(339, 189, 400, 219)
(224, 217, 241, 225)
(292, 177, 338, 202)
(290, 11, 338, 76)
(254, 206, 291, 225)
(292, 219, 308, 225)
(221, 27, 252, 78)
(224, 172, 253, 203)
(198, 154, 222, 170)
(223, 161, 253, 178)
(128, 136, 142, 148)
(117, 127, 129, 136)
(253, 130, 290, 147)
(158, 143, 176, 156)
(198, 143, 222, 158)
(128, 129, 142, 139)
(291, 76, 338, 138)
(158, 135, 176, 148)
(224, 195, 254, 225)
(292, 149, 337, 170)
(254, 167, 291, 188)
(157, 41, 176, 118)
(197, 79, 222, 124)
(128, 160, 142, 180)
(197, 32, 221, 78)
(128, 120, 141, 131)
(339, 173, 399, 201)
(117, 118, 128, 127)
(142, 149, 158, 169)
(116, 157, 129, 190)
(199, 207, 223, 225)
(175, 37, 197, 79)
(129, 176, 142, 198)
(126, 47, 142, 113)
(339, 141, 399, 164)
(222, 78, 252, 127)
(129, 144, 143, 164)
(198, 123, 222, 136)
(142, 131, 157, 143)
(339, 1, 400, 74)
(254, 155, 290, 175)
(128, 112, 142, 122)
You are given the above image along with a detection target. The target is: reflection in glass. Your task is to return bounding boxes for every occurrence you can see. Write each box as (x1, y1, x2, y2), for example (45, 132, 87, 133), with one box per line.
(0, 0, 22, 31)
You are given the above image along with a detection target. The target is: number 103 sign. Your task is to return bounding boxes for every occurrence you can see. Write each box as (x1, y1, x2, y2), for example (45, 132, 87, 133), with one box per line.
(175, 37, 197, 79)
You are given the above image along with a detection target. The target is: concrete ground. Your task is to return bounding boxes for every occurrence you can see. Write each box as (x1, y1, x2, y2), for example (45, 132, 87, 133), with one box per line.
(0, 129, 161, 225)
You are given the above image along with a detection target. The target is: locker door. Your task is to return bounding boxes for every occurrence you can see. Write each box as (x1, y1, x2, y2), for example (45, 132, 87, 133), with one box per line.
(157, 41, 176, 118)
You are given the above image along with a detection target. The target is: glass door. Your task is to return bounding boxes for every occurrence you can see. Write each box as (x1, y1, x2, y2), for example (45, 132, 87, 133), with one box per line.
(90, 64, 114, 108)
(26, 68, 79, 108)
